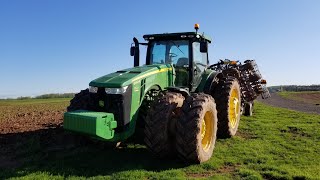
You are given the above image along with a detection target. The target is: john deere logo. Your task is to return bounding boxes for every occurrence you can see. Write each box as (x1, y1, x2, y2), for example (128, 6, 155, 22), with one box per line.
(99, 100, 104, 107)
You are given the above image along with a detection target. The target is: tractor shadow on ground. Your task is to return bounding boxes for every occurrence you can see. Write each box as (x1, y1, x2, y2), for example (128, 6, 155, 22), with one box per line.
(0, 125, 186, 179)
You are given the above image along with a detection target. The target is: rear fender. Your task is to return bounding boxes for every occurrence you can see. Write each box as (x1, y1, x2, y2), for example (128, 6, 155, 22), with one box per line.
(139, 85, 162, 105)
(166, 87, 190, 97)
(196, 70, 222, 94)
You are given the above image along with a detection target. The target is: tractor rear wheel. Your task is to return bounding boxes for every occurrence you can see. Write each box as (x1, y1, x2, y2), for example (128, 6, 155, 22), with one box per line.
(67, 89, 95, 112)
(176, 93, 218, 163)
(243, 101, 254, 116)
(144, 92, 184, 158)
(213, 77, 241, 138)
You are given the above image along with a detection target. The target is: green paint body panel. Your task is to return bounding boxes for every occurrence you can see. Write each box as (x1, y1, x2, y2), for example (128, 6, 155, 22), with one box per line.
(117, 64, 174, 141)
(196, 69, 216, 92)
(65, 64, 174, 142)
(89, 64, 173, 88)
(64, 111, 117, 140)
(63, 63, 219, 142)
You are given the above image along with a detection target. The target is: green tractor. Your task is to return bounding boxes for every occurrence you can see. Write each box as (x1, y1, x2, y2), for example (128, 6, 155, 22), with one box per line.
(64, 24, 269, 163)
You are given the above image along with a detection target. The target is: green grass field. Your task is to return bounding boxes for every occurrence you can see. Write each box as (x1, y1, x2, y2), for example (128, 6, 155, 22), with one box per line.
(0, 99, 319, 180)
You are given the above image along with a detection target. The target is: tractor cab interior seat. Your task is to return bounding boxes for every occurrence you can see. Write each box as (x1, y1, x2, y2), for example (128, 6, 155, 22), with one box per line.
(175, 57, 189, 87)
(176, 57, 189, 67)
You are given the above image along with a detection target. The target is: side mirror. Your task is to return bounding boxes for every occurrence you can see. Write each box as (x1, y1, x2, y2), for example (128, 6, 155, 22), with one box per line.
(130, 46, 135, 56)
(200, 42, 208, 53)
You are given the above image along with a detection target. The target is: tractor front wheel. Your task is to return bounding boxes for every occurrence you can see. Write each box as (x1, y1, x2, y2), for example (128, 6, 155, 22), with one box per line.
(67, 89, 95, 112)
(144, 92, 184, 158)
(176, 93, 218, 163)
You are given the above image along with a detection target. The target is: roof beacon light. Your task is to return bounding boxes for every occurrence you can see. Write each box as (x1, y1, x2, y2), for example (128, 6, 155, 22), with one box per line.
(194, 23, 199, 34)
(194, 23, 200, 30)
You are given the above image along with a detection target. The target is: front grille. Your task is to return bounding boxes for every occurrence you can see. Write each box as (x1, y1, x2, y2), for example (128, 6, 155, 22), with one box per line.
(90, 85, 132, 132)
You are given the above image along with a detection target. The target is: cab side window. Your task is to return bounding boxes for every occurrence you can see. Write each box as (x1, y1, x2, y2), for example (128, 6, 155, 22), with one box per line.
(193, 42, 207, 71)
(150, 43, 166, 64)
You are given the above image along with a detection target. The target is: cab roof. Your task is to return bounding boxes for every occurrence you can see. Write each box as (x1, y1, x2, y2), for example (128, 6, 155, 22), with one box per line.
(143, 32, 212, 43)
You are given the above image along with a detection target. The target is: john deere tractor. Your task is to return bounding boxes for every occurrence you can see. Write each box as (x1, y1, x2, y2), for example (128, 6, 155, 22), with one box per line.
(64, 24, 269, 163)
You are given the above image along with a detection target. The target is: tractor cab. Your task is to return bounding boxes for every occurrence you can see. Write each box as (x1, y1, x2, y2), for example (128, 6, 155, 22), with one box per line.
(131, 24, 212, 91)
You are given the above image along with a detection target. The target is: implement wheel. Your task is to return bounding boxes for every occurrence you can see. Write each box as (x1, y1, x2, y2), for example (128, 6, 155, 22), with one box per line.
(144, 92, 184, 158)
(213, 77, 241, 138)
(244, 101, 254, 116)
(176, 93, 218, 163)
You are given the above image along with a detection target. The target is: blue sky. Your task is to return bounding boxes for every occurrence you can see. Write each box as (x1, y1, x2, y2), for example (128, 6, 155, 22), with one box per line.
(0, 0, 319, 98)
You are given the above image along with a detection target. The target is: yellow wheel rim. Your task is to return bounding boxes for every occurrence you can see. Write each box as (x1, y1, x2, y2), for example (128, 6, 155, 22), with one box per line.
(229, 87, 240, 128)
(201, 111, 213, 152)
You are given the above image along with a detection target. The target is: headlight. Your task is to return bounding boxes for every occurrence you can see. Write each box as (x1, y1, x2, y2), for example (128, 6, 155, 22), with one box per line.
(89, 86, 98, 93)
(105, 86, 128, 94)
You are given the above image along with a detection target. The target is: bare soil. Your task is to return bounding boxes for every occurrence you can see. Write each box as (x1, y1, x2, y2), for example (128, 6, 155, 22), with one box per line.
(258, 93, 320, 114)
(0, 109, 63, 134)
(0, 100, 188, 179)
(0, 101, 89, 170)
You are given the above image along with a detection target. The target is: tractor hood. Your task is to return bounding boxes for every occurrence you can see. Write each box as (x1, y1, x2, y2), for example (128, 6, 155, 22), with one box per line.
(89, 64, 172, 88)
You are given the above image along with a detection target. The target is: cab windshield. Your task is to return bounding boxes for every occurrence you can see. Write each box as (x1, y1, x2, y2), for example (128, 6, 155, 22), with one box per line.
(149, 40, 189, 67)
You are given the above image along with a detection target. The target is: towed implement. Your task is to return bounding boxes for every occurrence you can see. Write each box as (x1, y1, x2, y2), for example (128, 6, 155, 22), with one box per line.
(64, 24, 270, 163)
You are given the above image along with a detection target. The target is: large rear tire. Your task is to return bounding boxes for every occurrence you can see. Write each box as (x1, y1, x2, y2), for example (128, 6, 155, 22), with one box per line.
(213, 77, 241, 138)
(144, 92, 184, 158)
(176, 93, 218, 163)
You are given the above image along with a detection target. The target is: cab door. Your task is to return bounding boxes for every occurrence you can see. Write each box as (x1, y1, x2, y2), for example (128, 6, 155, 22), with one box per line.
(191, 42, 208, 91)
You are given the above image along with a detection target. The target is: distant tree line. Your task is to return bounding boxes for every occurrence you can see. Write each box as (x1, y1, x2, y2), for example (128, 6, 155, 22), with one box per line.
(268, 85, 320, 93)
(13, 93, 75, 100)
(35, 93, 75, 99)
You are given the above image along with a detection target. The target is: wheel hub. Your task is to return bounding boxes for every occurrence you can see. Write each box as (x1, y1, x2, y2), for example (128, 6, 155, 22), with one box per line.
(229, 88, 240, 128)
(201, 111, 213, 152)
